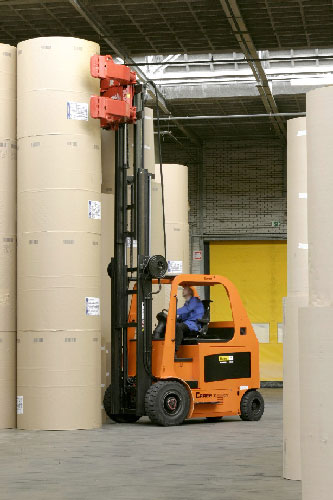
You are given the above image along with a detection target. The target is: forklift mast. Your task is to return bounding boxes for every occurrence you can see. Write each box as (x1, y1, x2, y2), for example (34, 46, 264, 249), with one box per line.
(90, 56, 167, 417)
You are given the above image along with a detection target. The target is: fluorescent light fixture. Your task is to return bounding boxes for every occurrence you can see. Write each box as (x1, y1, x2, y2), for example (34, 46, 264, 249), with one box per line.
(290, 75, 333, 86)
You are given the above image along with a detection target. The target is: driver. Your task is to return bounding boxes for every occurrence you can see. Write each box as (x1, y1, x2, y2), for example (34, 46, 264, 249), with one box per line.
(175, 286, 204, 354)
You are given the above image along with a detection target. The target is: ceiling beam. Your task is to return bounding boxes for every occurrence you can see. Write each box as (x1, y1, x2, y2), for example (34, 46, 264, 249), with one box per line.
(219, 0, 286, 140)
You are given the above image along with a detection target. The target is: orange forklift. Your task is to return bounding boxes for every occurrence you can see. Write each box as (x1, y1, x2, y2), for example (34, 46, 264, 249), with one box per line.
(90, 56, 264, 426)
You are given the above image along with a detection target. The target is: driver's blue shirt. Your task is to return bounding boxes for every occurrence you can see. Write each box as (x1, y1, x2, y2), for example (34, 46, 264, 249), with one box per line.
(177, 296, 205, 332)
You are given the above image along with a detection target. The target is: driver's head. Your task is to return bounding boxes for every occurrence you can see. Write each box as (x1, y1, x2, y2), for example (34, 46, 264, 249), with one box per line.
(182, 286, 193, 301)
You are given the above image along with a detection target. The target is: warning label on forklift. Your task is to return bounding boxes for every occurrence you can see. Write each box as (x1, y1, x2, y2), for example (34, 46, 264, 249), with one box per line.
(85, 297, 100, 316)
(167, 260, 183, 274)
(17, 396, 23, 415)
(88, 200, 101, 219)
(219, 355, 234, 364)
(67, 101, 88, 121)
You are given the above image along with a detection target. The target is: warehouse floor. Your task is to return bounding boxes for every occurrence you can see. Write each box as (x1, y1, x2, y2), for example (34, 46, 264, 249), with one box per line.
(0, 389, 300, 500)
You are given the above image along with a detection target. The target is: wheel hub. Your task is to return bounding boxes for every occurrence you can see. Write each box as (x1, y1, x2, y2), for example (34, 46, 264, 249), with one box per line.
(251, 398, 261, 414)
(163, 393, 180, 415)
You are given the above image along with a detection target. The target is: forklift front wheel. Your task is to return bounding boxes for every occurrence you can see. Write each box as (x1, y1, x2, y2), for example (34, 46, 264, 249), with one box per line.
(145, 380, 190, 426)
(240, 390, 264, 421)
(103, 385, 140, 424)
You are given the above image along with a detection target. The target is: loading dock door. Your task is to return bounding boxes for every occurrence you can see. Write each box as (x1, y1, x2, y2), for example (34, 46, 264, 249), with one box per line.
(209, 241, 287, 381)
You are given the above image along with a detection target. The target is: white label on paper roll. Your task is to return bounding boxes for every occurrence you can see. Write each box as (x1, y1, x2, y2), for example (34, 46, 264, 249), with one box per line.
(144, 115, 152, 120)
(17, 396, 23, 415)
(67, 101, 88, 121)
(168, 260, 183, 274)
(85, 297, 100, 316)
(88, 200, 101, 219)
(144, 145, 151, 150)
(297, 130, 306, 136)
(299, 192, 307, 199)
(298, 243, 308, 250)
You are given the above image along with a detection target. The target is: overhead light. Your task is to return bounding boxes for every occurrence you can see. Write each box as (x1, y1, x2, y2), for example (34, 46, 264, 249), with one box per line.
(290, 75, 333, 86)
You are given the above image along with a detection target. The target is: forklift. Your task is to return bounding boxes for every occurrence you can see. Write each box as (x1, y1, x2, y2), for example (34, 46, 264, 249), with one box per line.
(90, 55, 264, 426)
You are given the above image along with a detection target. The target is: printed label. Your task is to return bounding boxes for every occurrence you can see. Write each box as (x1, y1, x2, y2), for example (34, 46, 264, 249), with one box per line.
(167, 260, 183, 274)
(297, 130, 306, 136)
(219, 355, 234, 364)
(67, 101, 88, 121)
(240, 385, 248, 391)
(85, 297, 100, 316)
(298, 242, 308, 250)
(299, 192, 307, 199)
(17, 396, 23, 415)
(88, 200, 101, 219)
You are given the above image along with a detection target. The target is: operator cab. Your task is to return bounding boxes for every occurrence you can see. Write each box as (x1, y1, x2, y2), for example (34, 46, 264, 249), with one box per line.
(152, 283, 236, 345)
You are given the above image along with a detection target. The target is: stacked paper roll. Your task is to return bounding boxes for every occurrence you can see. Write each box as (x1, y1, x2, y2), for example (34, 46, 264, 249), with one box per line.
(17, 37, 102, 430)
(283, 118, 308, 481)
(0, 43, 16, 429)
(100, 193, 114, 422)
(153, 164, 189, 316)
(299, 86, 333, 498)
(144, 107, 155, 174)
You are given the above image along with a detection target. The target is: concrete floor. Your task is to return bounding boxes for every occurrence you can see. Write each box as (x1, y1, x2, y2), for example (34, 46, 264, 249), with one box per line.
(0, 389, 300, 500)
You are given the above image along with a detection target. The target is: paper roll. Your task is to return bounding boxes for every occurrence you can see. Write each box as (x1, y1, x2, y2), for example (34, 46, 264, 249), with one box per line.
(17, 37, 101, 430)
(0, 43, 16, 429)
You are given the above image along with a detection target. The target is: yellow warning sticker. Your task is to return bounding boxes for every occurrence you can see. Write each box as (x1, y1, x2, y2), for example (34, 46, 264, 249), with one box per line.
(219, 355, 234, 363)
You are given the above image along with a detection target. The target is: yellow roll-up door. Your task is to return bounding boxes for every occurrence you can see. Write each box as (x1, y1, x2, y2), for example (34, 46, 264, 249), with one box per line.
(209, 241, 287, 381)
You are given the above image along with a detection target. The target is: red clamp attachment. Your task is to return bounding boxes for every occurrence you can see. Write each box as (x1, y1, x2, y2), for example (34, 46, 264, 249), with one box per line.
(90, 55, 136, 84)
(90, 55, 137, 129)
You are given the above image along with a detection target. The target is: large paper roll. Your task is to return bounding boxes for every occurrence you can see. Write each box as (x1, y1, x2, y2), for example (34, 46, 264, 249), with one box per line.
(17, 331, 101, 430)
(286, 117, 308, 297)
(0, 43, 16, 429)
(0, 44, 16, 140)
(299, 306, 333, 499)
(17, 37, 101, 430)
(299, 86, 333, 498)
(155, 163, 189, 225)
(144, 107, 155, 174)
(100, 193, 114, 423)
(307, 86, 333, 306)
(283, 117, 308, 480)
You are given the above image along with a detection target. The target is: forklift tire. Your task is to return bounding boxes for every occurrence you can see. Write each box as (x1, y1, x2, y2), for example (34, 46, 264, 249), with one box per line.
(145, 380, 190, 426)
(240, 390, 264, 421)
(103, 385, 140, 424)
(206, 416, 223, 422)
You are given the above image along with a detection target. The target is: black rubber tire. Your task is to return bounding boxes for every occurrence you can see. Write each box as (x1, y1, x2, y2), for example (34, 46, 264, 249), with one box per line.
(145, 380, 190, 426)
(206, 416, 223, 422)
(103, 385, 140, 424)
(240, 390, 264, 421)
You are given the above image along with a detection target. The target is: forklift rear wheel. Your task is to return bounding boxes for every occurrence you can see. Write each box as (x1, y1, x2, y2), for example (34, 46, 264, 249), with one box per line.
(240, 390, 264, 421)
(145, 380, 190, 426)
(206, 416, 223, 422)
(103, 385, 140, 424)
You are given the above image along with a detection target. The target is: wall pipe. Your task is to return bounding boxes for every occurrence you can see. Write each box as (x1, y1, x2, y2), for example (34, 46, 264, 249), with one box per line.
(155, 112, 306, 121)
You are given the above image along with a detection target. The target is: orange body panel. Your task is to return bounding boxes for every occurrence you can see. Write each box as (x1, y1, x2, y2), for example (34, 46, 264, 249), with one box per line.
(127, 274, 260, 419)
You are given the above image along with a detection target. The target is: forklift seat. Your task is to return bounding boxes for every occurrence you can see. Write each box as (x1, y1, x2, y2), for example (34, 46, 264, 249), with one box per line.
(197, 299, 213, 337)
